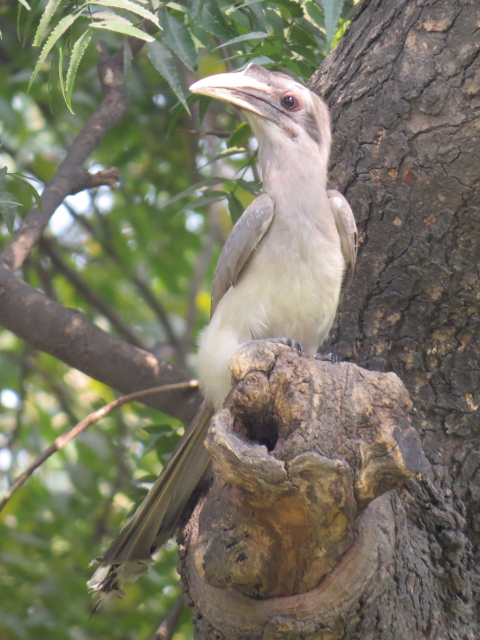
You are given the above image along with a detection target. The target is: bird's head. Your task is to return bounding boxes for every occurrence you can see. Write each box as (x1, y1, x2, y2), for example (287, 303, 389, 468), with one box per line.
(189, 64, 331, 173)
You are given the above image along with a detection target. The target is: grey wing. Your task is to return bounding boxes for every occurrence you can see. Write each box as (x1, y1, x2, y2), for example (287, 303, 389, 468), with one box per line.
(210, 193, 275, 317)
(327, 190, 358, 290)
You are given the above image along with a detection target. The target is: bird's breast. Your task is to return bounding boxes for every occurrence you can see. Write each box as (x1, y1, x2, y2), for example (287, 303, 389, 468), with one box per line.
(197, 199, 345, 408)
(218, 205, 344, 353)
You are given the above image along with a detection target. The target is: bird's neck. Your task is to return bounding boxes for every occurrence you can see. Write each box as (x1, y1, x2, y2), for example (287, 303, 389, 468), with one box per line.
(258, 138, 329, 221)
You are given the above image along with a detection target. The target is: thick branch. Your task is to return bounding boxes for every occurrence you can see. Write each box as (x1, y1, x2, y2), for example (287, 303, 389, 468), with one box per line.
(40, 237, 145, 349)
(0, 262, 201, 422)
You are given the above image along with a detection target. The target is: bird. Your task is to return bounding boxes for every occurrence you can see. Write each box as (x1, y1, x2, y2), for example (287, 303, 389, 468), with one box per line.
(88, 63, 357, 604)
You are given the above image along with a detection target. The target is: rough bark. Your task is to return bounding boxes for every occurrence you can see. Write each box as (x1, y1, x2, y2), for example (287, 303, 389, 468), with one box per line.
(178, 0, 480, 637)
(179, 342, 428, 639)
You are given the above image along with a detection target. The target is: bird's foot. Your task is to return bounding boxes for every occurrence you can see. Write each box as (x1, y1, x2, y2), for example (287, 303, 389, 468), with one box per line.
(315, 351, 338, 363)
(267, 337, 304, 355)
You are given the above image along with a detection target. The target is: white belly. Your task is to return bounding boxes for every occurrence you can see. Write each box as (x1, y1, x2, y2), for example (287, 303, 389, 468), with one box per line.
(197, 213, 345, 409)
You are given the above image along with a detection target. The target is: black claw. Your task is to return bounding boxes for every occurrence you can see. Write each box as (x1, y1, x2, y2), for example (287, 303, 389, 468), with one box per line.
(267, 337, 304, 354)
(315, 351, 338, 363)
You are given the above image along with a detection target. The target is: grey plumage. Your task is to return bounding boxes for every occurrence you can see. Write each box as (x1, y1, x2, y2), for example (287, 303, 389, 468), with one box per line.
(211, 193, 274, 316)
(88, 402, 213, 599)
(88, 63, 357, 603)
(327, 190, 358, 290)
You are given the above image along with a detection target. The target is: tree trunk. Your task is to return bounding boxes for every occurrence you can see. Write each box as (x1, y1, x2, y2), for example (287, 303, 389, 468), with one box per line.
(178, 0, 480, 637)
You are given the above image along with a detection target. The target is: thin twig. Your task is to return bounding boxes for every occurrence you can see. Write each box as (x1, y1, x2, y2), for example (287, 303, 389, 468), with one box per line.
(93, 413, 131, 540)
(0, 380, 198, 513)
(65, 204, 182, 356)
(0, 36, 144, 272)
(39, 237, 146, 350)
(25, 254, 58, 301)
(178, 129, 232, 138)
(180, 210, 222, 357)
(74, 167, 119, 193)
(1, 350, 79, 426)
(151, 594, 185, 640)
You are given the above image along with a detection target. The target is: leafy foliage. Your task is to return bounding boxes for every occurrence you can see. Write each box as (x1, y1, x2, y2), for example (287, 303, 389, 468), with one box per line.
(0, 0, 357, 638)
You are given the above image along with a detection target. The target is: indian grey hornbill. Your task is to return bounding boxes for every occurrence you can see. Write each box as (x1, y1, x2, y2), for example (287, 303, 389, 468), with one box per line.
(88, 63, 357, 603)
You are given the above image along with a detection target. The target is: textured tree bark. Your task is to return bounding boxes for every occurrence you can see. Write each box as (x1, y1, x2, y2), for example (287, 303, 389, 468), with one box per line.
(179, 342, 426, 639)
(177, 0, 480, 637)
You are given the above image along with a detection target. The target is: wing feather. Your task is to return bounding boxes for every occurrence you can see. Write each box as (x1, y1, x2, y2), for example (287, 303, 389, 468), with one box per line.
(327, 190, 358, 290)
(211, 193, 275, 316)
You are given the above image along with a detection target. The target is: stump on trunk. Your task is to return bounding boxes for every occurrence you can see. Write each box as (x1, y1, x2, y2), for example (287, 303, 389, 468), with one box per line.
(178, 342, 426, 639)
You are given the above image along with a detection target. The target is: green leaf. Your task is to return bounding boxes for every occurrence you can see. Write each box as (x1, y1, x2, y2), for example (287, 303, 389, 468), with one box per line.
(274, 0, 304, 18)
(29, 13, 78, 91)
(90, 16, 155, 41)
(200, 0, 232, 39)
(159, 8, 197, 72)
(18, 0, 39, 46)
(175, 191, 228, 216)
(135, 474, 161, 483)
(16, 3, 23, 42)
(165, 1, 187, 12)
(17, 0, 31, 10)
(290, 23, 319, 48)
(303, 0, 325, 32)
(227, 122, 251, 148)
(213, 31, 267, 50)
(65, 29, 93, 114)
(142, 423, 173, 434)
(7, 173, 43, 212)
(163, 177, 226, 208)
(227, 191, 244, 224)
(232, 0, 267, 32)
(88, 0, 160, 29)
(0, 166, 7, 191)
(57, 42, 66, 104)
(198, 94, 210, 124)
(165, 99, 188, 137)
(147, 39, 189, 112)
(199, 147, 248, 169)
(320, 0, 344, 44)
(236, 178, 261, 196)
(32, 0, 63, 46)
(243, 54, 274, 66)
(0, 191, 21, 235)
(234, 0, 265, 10)
(123, 38, 133, 77)
(164, 93, 198, 136)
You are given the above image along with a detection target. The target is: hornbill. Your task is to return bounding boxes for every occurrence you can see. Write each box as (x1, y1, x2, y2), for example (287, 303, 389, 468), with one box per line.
(88, 63, 357, 602)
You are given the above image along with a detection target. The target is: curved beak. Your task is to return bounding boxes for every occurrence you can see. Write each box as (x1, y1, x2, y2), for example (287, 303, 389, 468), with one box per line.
(189, 64, 278, 123)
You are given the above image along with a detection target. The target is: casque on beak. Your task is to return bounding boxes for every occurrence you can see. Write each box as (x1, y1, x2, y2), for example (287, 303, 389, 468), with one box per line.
(189, 64, 279, 123)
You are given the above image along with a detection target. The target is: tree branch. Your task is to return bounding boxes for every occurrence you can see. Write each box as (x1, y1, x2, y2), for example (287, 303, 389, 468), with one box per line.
(39, 237, 146, 350)
(0, 262, 202, 422)
(0, 381, 198, 513)
(151, 595, 185, 640)
(0, 42, 132, 272)
(66, 205, 182, 356)
(178, 129, 232, 139)
(74, 167, 119, 193)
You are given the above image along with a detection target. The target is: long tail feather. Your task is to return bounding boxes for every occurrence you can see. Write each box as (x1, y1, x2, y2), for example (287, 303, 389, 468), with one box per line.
(88, 401, 213, 604)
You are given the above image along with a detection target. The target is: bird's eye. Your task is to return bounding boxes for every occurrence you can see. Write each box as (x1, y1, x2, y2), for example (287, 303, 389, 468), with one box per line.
(281, 92, 302, 111)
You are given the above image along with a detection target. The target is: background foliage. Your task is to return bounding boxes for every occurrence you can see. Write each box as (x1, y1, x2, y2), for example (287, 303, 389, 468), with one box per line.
(0, 1, 357, 638)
